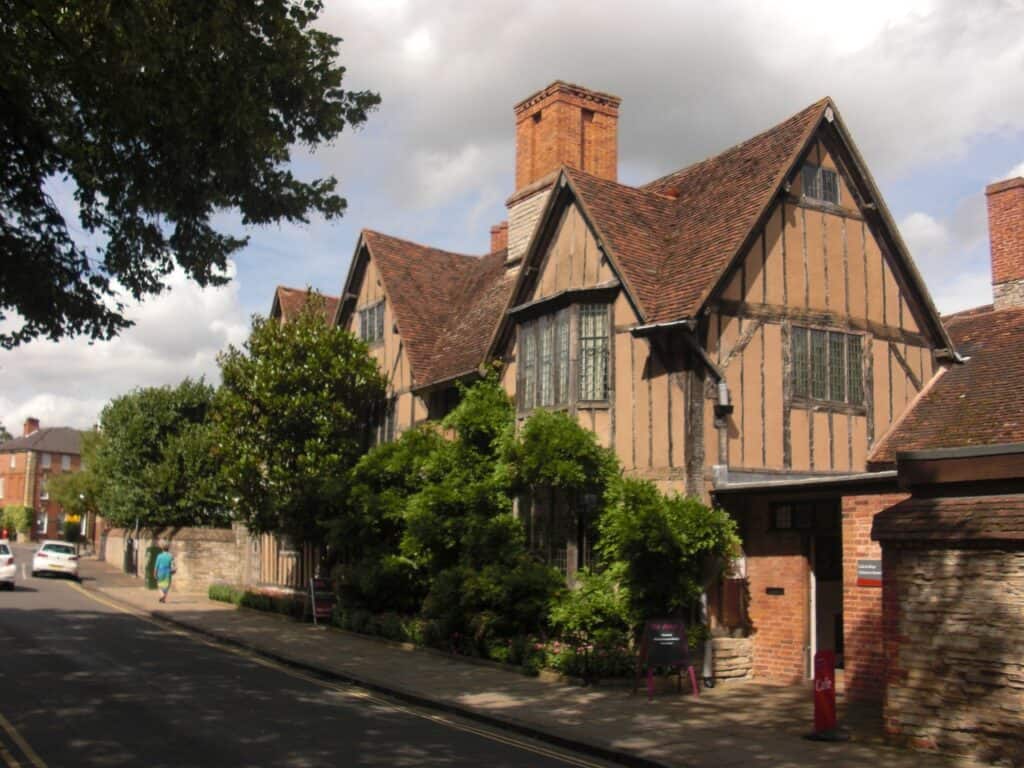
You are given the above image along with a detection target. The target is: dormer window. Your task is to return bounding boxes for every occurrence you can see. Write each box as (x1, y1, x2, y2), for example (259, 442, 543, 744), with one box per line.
(359, 301, 385, 345)
(801, 163, 839, 205)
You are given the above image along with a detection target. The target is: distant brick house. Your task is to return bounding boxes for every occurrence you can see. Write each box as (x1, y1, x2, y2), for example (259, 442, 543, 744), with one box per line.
(0, 418, 84, 540)
(277, 81, 1015, 698)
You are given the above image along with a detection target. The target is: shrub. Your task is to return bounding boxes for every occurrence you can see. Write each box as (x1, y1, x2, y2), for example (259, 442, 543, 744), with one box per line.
(2, 506, 34, 535)
(598, 478, 740, 624)
(208, 583, 244, 604)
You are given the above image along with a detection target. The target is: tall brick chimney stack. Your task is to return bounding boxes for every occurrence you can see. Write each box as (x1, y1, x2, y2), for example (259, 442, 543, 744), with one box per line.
(23, 417, 39, 436)
(505, 82, 621, 265)
(987, 176, 1024, 310)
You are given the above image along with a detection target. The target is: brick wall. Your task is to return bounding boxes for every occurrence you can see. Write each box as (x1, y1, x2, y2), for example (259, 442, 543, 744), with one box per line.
(841, 491, 907, 702)
(987, 176, 1024, 310)
(880, 544, 1024, 764)
(742, 500, 809, 684)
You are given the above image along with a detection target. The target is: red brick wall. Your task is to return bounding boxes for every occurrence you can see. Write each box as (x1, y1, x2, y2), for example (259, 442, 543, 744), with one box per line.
(841, 492, 907, 702)
(514, 82, 619, 191)
(741, 500, 810, 684)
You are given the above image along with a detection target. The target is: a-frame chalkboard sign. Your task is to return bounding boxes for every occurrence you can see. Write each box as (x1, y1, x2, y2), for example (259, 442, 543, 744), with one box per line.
(632, 619, 699, 700)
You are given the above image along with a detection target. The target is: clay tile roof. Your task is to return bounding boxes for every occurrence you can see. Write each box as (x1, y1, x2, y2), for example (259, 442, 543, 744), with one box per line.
(557, 99, 829, 323)
(642, 98, 828, 321)
(361, 231, 510, 388)
(426, 250, 516, 385)
(869, 306, 1024, 465)
(562, 168, 678, 319)
(273, 286, 340, 324)
(0, 427, 82, 455)
(872, 494, 1024, 542)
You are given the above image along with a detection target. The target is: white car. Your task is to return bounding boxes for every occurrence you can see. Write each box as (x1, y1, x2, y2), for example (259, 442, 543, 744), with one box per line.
(0, 540, 15, 590)
(32, 540, 80, 580)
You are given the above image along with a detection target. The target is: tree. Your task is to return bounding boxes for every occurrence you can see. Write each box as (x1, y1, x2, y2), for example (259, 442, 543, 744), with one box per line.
(91, 379, 228, 528)
(216, 298, 386, 544)
(48, 429, 103, 519)
(0, 423, 10, 443)
(1, 0, 379, 348)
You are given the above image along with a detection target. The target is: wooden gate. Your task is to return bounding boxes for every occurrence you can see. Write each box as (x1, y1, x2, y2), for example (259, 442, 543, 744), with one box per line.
(257, 533, 318, 589)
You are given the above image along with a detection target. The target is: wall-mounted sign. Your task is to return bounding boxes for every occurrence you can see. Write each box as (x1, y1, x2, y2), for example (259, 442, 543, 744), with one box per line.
(856, 559, 882, 587)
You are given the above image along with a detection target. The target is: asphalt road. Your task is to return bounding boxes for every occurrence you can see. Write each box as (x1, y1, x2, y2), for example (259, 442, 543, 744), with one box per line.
(0, 544, 614, 768)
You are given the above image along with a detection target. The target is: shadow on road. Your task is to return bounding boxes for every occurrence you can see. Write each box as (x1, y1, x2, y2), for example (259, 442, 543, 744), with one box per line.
(0, 604, 572, 768)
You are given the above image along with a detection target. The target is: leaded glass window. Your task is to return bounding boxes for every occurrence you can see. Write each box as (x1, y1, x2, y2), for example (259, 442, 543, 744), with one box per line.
(359, 301, 385, 344)
(790, 324, 864, 406)
(578, 304, 609, 401)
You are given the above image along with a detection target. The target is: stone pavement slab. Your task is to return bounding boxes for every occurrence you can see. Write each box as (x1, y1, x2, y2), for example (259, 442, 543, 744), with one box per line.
(79, 556, 982, 768)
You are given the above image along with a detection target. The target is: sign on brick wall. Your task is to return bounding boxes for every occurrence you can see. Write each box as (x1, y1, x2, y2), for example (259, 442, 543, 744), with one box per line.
(856, 559, 882, 587)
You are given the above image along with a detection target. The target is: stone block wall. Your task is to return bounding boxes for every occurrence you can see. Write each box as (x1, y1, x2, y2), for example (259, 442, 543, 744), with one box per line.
(881, 545, 1024, 765)
(101, 523, 259, 592)
(841, 492, 907, 702)
(712, 637, 753, 682)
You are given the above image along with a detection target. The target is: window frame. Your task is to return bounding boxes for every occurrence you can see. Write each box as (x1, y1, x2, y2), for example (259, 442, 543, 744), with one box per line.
(800, 162, 840, 206)
(516, 302, 611, 413)
(789, 324, 867, 412)
(61, 454, 71, 471)
(358, 300, 386, 346)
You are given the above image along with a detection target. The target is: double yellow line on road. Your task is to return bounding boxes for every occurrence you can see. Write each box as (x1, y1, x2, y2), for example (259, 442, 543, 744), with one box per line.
(66, 582, 610, 768)
(0, 711, 46, 768)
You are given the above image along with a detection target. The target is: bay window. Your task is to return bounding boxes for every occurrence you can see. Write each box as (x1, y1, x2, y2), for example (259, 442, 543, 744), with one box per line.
(517, 303, 610, 411)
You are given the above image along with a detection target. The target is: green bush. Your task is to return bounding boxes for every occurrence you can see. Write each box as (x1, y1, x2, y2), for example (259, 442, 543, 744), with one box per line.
(598, 478, 740, 624)
(208, 583, 244, 604)
(2, 506, 34, 535)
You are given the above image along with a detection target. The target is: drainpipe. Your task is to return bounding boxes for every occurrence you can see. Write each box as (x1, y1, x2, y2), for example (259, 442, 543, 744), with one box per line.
(712, 379, 733, 487)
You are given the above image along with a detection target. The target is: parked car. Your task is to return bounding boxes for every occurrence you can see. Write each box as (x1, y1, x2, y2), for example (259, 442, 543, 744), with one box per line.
(32, 540, 79, 580)
(0, 540, 15, 590)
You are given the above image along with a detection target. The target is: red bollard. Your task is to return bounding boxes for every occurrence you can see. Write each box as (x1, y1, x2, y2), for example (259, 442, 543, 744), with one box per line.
(812, 650, 838, 738)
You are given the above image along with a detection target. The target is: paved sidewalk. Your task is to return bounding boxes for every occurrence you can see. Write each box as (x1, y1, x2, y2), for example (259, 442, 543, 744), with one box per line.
(78, 557, 977, 768)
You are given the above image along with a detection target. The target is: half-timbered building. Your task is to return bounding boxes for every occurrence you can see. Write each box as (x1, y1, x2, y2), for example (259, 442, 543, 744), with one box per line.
(285, 81, 972, 698)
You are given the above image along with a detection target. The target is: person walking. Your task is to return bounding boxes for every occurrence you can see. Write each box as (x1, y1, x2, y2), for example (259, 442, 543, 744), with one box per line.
(154, 541, 175, 603)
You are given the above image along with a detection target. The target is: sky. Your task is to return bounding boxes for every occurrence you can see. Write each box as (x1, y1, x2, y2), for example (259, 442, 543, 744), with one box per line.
(2, 0, 1024, 432)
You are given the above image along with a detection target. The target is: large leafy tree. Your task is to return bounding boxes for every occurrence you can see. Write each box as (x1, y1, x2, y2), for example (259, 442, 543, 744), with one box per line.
(0, 0, 379, 348)
(0, 423, 11, 443)
(48, 429, 103, 519)
(216, 299, 386, 544)
(91, 379, 228, 528)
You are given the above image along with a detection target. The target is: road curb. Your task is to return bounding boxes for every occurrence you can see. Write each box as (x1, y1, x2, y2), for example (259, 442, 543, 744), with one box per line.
(88, 583, 676, 768)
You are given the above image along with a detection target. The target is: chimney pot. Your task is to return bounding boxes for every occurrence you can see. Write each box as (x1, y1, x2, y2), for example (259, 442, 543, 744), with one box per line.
(986, 176, 1024, 310)
(23, 417, 39, 436)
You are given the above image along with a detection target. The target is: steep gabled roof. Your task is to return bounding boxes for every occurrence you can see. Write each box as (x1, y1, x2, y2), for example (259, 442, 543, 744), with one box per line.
(0, 427, 82, 455)
(340, 231, 513, 389)
(271, 286, 340, 324)
(644, 98, 827, 320)
(869, 306, 1024, 466)
(507, 97, 952, 357)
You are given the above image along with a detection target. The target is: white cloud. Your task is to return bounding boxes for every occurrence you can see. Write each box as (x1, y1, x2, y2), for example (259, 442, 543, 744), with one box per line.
(1001, 161, 1024, 180)
(0, 265, 248, 432)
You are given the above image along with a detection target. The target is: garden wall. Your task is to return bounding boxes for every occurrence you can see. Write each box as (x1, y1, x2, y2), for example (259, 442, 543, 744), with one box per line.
(101, 523, 259, 592)
(874, 490, 1024, 765)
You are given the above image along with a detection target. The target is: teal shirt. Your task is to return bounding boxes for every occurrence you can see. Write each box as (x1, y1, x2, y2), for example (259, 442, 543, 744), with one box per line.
(155, 551, 174, 579)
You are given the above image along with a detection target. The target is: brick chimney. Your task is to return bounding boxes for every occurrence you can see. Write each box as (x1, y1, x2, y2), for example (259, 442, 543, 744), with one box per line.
(987, 176, 1024, 310)
(505, 81, 621, 265)
(23, 417, 39, 436)
(490, 221, 509, 253)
